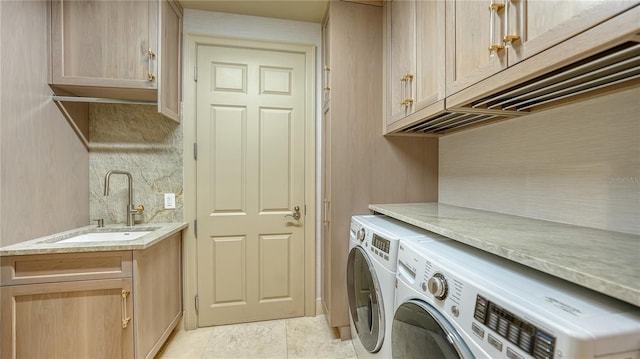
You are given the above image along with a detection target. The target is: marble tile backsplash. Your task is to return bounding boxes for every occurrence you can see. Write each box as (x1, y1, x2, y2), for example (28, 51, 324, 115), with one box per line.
(89, 104, 183, 225)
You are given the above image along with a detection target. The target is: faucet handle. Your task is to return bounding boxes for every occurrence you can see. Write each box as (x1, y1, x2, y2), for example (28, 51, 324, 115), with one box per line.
(135, 204, 145, 215)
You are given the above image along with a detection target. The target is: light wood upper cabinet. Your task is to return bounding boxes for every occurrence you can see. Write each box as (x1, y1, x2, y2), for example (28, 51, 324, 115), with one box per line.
(445, 0, 508, 96)
(505, 0, 636, 66)
(385, 0, 446, 132)
(446, 0, 638, 96)
(322, 14, 331, 106)
(50, 0, 156, 91)
(388, 0, 415, 123)
(49, 0, 183, 122)
(158, 0, 182, 122)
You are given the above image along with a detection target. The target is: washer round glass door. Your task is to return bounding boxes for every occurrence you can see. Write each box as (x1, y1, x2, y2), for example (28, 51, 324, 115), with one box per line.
(346, 246, 384, 353)
(392, 300, 475, 359)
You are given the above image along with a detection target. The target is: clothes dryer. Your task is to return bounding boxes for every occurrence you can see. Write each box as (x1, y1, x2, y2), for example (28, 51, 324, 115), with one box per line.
(393, 237, 640, 359)
(347, 215, 442, 358)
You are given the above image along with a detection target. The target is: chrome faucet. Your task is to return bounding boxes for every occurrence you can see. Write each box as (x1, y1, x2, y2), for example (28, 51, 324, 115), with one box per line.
(104, 170, 143, 226)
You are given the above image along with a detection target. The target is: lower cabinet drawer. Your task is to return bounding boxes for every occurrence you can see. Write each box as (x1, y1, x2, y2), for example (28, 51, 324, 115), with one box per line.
(1, 251, 132, 286)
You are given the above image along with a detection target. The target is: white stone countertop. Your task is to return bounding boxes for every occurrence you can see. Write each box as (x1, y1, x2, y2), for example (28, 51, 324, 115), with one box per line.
(369, 202, 640, 307)
(0, 222, 188, 256)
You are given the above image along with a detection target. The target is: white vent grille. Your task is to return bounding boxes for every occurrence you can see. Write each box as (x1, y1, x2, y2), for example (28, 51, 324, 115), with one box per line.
(401, 42, 640, 135)
(470, 42, 640, 112)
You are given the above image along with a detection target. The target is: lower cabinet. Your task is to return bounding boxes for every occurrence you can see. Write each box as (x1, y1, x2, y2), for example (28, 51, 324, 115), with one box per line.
(0, 232, 182, 359)
(1, 278, 135, 358)
(133, 233, 183, 359)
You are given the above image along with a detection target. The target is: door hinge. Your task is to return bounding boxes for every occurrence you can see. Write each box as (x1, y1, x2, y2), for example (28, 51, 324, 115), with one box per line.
(193, 143, 198, 160)
(194, 65, 198, 82)
(194, 219, 198, 238)
(195, 295, 199, 313)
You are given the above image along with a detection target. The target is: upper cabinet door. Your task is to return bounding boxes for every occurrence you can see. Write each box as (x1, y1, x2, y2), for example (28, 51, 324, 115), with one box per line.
(322, 13, 331, 107)
(50, 0, 157, 90)
(446, 0, 507, 96)
(388, 0, 415, 124)
(414, 0, 446, 111)
(385, 0, 447, 133)
(158, 0, 183, 122)
(506, 0, 639, 65)
(446, 0, 639, 96)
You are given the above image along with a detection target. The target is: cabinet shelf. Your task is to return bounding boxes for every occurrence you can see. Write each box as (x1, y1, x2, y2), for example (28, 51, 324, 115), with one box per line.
(52, 95, 157, 105)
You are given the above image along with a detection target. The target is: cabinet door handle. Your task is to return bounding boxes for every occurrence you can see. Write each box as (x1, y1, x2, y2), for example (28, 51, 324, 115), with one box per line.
(400, 76, 407, 106)
(322, 199, 330, 225)
(405, 73, 414, 108)
(147, 49, 156, 82)
(488, 0, 505, 55)
(503, 0, 521, 46)
(323, 66, 330, 93)
(121, 289, 131, 329)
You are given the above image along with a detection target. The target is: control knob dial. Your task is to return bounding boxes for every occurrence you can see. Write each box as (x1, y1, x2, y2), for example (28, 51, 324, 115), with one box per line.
(428, 272, 448, 300)
(356, 228, 366, 243)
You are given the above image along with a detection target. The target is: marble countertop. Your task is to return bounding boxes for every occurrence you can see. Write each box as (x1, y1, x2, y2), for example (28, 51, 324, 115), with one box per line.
(0, 222, 188, 256)
(369, 202, 640, 307)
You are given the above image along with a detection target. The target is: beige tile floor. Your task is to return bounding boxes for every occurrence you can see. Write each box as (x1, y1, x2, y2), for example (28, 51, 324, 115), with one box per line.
(156, 315, 356, 359)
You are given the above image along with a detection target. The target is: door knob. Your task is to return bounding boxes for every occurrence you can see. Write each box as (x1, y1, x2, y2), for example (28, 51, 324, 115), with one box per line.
(285, 206, 301, 220)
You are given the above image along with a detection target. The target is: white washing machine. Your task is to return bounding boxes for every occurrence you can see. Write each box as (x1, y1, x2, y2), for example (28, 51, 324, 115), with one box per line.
(346, 215, 443, 358)
(393, 237, 640, 359)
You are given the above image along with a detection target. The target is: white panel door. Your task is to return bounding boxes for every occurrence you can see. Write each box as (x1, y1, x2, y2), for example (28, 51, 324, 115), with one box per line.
(196, 44, 306, 326)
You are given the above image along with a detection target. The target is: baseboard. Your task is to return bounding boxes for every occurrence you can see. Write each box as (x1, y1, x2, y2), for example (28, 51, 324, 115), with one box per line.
(315, 298, 325, 315)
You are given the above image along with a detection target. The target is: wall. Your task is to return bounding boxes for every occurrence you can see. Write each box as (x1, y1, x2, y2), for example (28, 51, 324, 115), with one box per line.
(88, 104, 183, 225)
(0, 1, 89, 247)
(182, 9, 323, 299)
(440, 87, 640, 235)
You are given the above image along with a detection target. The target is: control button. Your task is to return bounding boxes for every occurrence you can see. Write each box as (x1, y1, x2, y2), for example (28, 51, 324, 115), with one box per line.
(384, 254, 389, 260)
(498, 317, 509, 337)
(357, 228, 365, 243)
(519, 331, 533, 353)
(471, 322, 485, 339)
(507, 325, 520, 344)
(506, 348, 523, 359)
(451, 306, 460, 317)
(488, 312, 499, 331)
(474, 296, 488, 322)
(421, 282, 428, 292)
(488, 334, 503, 352)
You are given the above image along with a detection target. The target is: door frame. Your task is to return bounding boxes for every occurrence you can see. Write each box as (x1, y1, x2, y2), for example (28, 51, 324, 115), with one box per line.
(182, 34, 316, 329)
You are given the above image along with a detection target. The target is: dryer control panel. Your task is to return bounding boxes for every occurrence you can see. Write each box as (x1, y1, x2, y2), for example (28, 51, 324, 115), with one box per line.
(474, 295, 556, 359)
(372, 234, 390, 254)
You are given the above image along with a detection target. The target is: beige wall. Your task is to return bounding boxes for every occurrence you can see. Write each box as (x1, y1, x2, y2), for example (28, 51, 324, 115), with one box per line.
(439, 87, 640, 235)
(0, 1, 89, 247)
